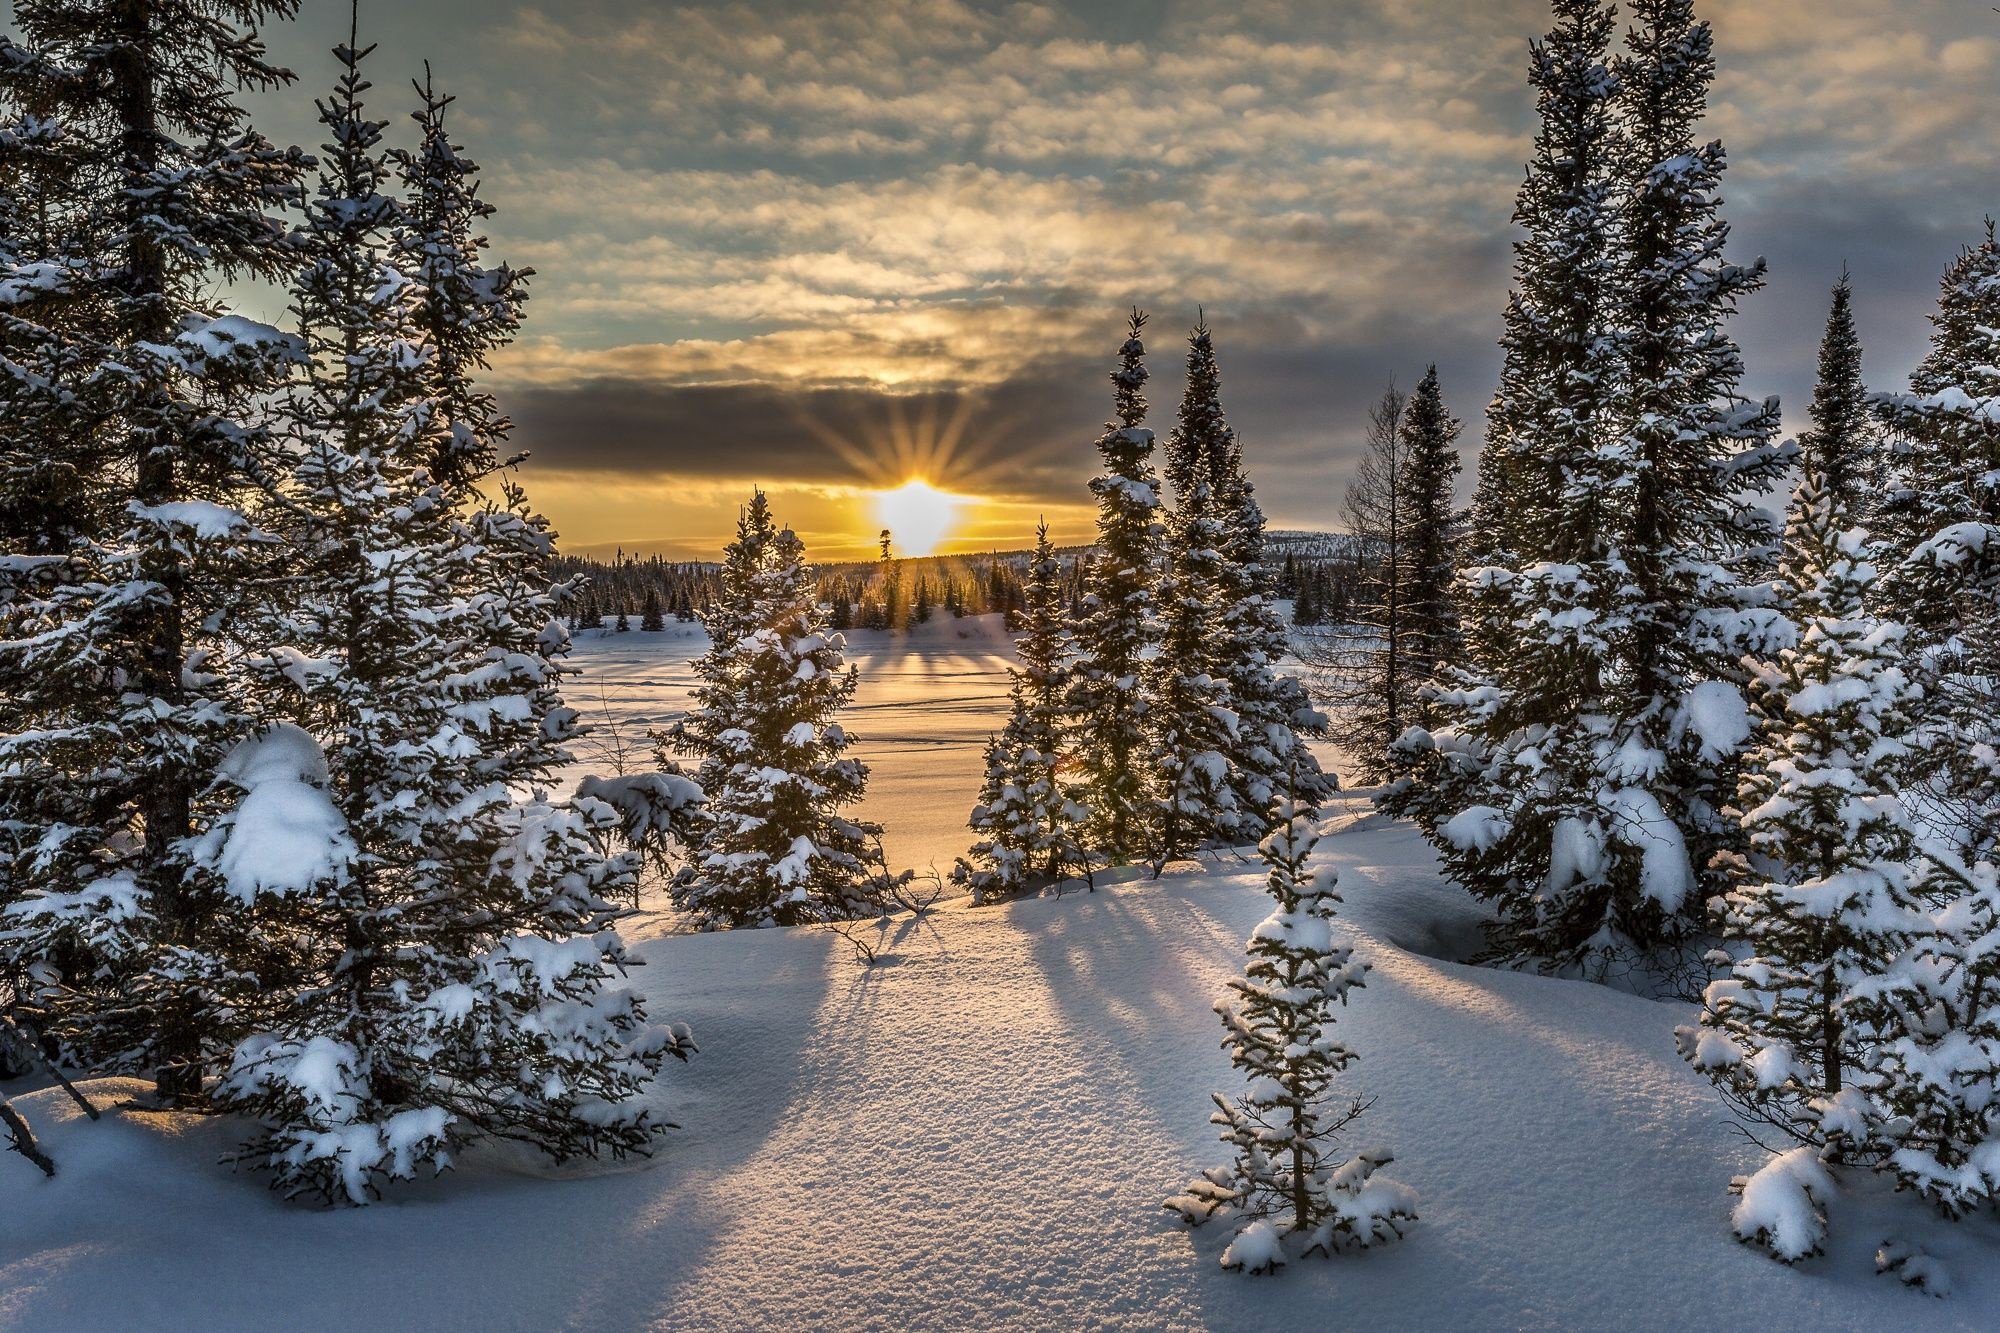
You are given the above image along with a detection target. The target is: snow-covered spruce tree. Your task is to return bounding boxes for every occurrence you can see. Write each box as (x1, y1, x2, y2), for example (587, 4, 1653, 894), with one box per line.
(1608, 0, 1787, 901)
(209, 45, 687, 1205)
(1068, 310, 1162, 861)
(1876, 224, 2000, 863)
(1872, 851, 2000, 1217)
(1675, 472, 1922, 1259)
(663, 492, 895, 928)
(1867, 224, 2000, 1219)
(0, 0, 308, 1099)
(1383, 0, 1633, 970)
(1145, 320, 1244, 863)
(0, 110, 123, 1055)
(1387, 0, 1784, 980)
(958, 520, 1089, 902)
(1198, 328, 1335, 818)
(1166, 794, 1415, 1273)
(1396, 366, 1464, 736)
(1797, 272, 1874, 517)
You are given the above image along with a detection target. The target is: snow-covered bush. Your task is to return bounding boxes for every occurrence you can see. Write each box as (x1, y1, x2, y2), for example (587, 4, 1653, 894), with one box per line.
(1166, 796, 1415, 1269)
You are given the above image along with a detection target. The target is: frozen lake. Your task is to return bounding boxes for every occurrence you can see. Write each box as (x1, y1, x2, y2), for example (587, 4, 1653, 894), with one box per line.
(561, 613, 1021, 883)
(560, 610, 1347, 887)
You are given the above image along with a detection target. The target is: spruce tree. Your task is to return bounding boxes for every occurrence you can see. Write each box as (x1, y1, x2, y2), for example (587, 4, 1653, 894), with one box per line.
(958, 521, 1089, 901)
(206, 43, 687, 1204)
(1877, 224, 2000, 862)
(1797, 272, 1873, 515)
(1610, 0, 1787, 902)
(0, 0, 309, 1098)
(1872, 851, 2000, 1217)
(1676, 472, 1921, 1257)
(1396, 366, 1463, 735)
(1068, 310, 1161, 860)
(1869, 224, 2000, 1218)
(641, 587, 664, 631)
(1198, 328, 1334, 818)
(664, 492, 893, 928)
(1166, 794, 1415, 1272)
(1146, 321, 1244, 862)
(1384, 0, 1633, 970)
(1388, 0, 1782, 978)
(0, 103, 124, 1069)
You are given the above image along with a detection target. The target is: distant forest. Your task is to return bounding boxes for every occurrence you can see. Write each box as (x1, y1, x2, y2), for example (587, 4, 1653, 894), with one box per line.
(553, 532, 1365, 632)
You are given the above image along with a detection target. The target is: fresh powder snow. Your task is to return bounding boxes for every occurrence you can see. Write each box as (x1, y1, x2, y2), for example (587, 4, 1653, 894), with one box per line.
(8, 787, 1997, 1330)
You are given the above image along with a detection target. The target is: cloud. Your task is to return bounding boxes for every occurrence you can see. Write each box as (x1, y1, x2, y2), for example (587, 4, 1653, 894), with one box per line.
(247, 0, 2000, 553)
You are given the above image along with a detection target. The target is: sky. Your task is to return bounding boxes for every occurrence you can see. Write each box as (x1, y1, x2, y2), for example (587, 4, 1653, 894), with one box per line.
(246, 1, 2000, 560)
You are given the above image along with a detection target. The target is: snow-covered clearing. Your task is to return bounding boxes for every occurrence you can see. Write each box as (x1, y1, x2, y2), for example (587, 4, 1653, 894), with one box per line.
(8, 799, 1995, 1331)
(560, 612, 1339, 883)
(560, 614, 1020, 880)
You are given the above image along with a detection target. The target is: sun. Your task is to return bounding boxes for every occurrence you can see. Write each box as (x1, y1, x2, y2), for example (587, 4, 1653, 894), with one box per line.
(872, 479, 964, 558)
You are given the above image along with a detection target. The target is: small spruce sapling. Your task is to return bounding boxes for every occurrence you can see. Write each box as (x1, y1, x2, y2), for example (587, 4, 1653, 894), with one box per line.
(1166, 793, 1415, 1272)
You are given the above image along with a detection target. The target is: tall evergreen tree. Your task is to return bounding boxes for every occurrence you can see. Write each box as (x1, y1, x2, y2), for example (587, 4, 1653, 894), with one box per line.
(1200, 330, 1335, 818)
(1464, 0, 1621, 574)
(1609, 0, 1787, 898)
(1676, 472, 1921, 1258)
(664, 493, 893, 928)
(1069, 310, 1161, 860)
(1867, 225, 2000, 1220)
(958, 521, 1089, 901)
(1877, 224, 2000, 863)
(0, 0, 309, 1098)
(1166, 794, 1415, 1273)
(208, 42, 686, 1204)
(1387, 0, 1783, 979)
(1797, 272, 1873, 514)
(1146, 321, 1243, 861)
(1396, 366, 1464, 735)
(1385, 0, 1634, 970)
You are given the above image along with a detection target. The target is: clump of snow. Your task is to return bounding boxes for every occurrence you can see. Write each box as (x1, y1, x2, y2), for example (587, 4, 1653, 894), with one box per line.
(1733, 1148, 1833, 1262)
(195, 724, 353, 901)
(1220, 1218, 1285, 1274)
(1676, 679, 1752, 762)
(1441, 804, 1506, 853)
(1877, 1239, 1952, 1297)
(128, 499, 252, 541)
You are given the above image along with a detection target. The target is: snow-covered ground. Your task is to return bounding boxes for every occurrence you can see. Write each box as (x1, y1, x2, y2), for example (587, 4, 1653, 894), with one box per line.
(8, 796, 1996, 1331)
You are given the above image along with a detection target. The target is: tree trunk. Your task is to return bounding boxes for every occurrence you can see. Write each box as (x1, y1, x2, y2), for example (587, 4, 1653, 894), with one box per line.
(1, 1098, 56, 1177)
